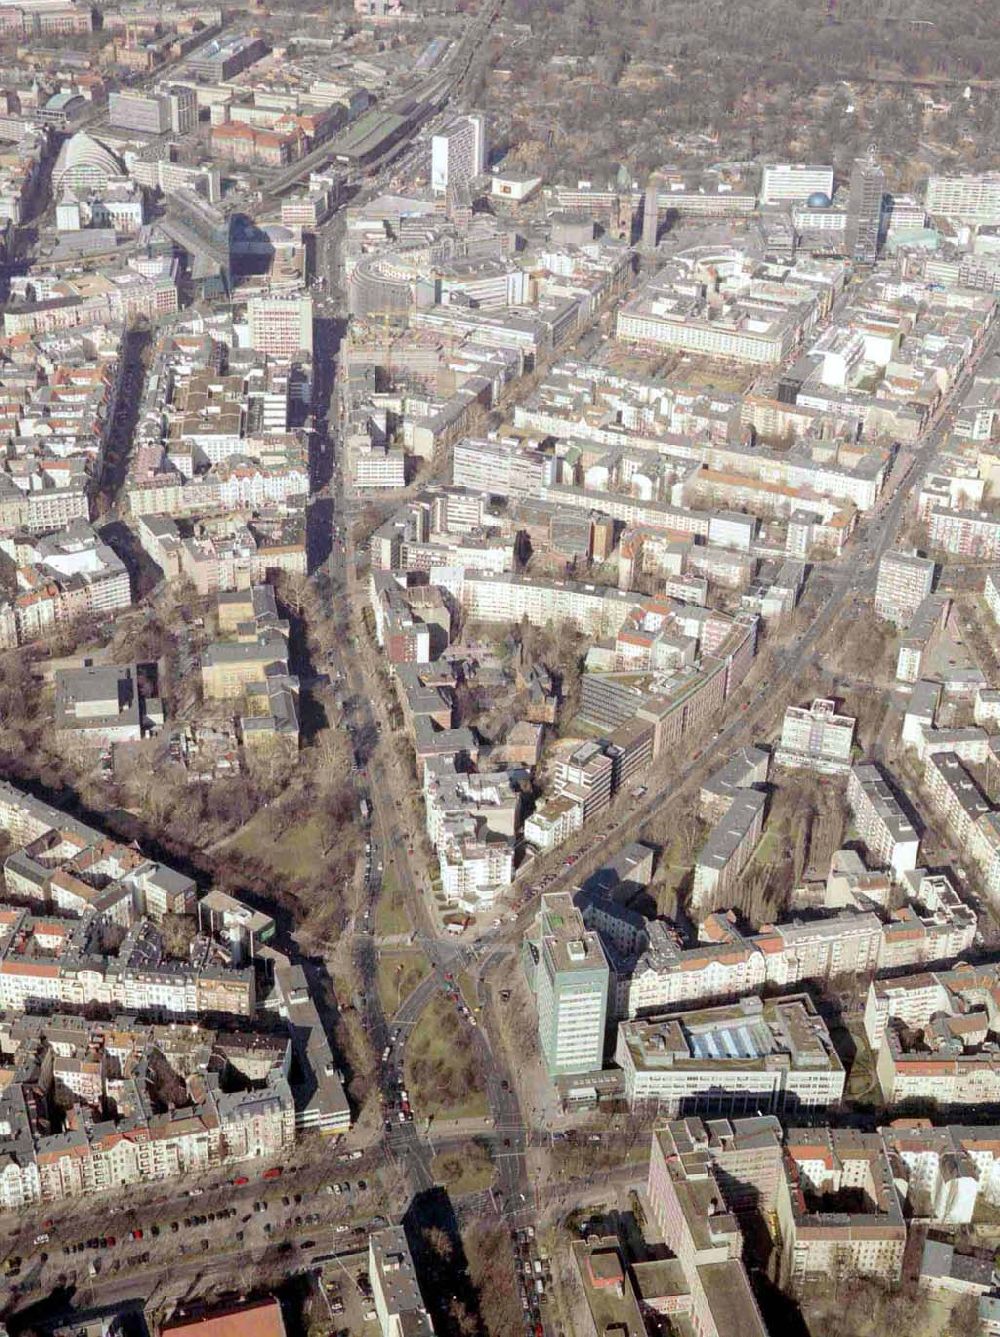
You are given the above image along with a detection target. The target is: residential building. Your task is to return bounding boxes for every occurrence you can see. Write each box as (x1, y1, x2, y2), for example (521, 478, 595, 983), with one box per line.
(553, 742, 614, 823)
(928, 506, 1000, 561)
(896, 593, 950, 684)
(369, 1227, 434, 1337)
(268, 964, 350, 1135)
(875, 550, 936, 625)
(5, 522, 132, 646)
(926, 173, 1000, 227)
(691, 789, 766, 911)
(985, 569, 1000, 624)
(847, 763, 921, 878)
(0, 1013, 293, 1210)
(645, 1126, 770, 1337)
(775, 698, 856, 774)
(883, 1123, 1000, 1226)
(524, 793, 584, 852)
(654, 1115, 785, 1215)
(863, 965, 1000, 1107)
(922, 751, 992, 850)
(777, 1129, 906, 1290)
(571, 1236, 647, 1337)
(700, 748, 771, 823)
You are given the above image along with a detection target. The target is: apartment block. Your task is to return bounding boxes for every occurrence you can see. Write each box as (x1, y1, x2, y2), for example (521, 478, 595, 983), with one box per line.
(699, 747, 771, 823)
(777, 1130, 906, 1290)
(369, 1227, 434, 1337)
(922, 751, 992, 849)
(775, 698, 856, 775)
(926, 173, 1000, 227)
(929, 506, 1000, 561)
(645, 1127, 770, 1337)
(847, 763, 921, 879)
(880, 871, 977, 970)
(875, 550, 936, 625)
(0, 1013, 294, 1210)
(883, 1123, 1000, 1226)
(571, 1236, 647, 1337)
(626, 901, 885, 1018)
(863, 965, 998, 1050)
(986, 569, 1000, 624)
(896, 593, 950, 684)
(554, 742, 614, 823)
(863, 965, 1000, 1107)
(523, 892, 609, 1078)
(4, 522, 132, 646)
(524, 793, 584, 852)
(614, 993, 845, 1114)
(438, 837, 513, 910)
(975, 811, 1000, 900)
(691, 789, 766, 912)
(663, 1121, 783, 1220)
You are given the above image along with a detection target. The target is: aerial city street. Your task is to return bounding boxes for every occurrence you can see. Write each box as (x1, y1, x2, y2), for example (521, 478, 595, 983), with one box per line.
(0, 0, 999, 1334)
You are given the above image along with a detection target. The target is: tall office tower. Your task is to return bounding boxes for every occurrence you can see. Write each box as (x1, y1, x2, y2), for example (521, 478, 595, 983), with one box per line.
(846, 149, 885, 264)
(430, 114, 486, 196)
(523, 891, 609, 1077)
(642, 175, 660, 250)
(162, 84, 197, 135)
(247, 293, 314, 358)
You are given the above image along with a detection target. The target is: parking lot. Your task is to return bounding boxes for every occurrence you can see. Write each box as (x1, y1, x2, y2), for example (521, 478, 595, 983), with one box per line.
(1, 1156, 395, 1306)
(315, 1248, 381, 1333)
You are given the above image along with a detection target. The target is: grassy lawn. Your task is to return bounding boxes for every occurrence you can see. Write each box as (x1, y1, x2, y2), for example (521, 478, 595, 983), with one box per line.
(405, 994, 489, 1122)
(225, 811, 327, 881)
(455, 970, 479, 1014)
(375, 868, 411, 938)
(674, 363, 751, 394)
(376, 949, 431, 1017)
(431, 1140, 494, 1195)
(748, 826, 781, 869)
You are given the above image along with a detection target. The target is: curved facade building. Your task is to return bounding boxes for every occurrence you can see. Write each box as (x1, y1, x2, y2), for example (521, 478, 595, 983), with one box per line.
(348, 253, 416, 318)
(52, 131, 127, 195)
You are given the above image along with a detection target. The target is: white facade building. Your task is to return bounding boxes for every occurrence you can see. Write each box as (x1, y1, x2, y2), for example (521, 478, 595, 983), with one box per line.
(761, 164, 834, 206)
(431, 114, 486, 196)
